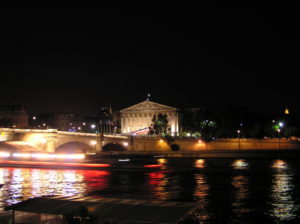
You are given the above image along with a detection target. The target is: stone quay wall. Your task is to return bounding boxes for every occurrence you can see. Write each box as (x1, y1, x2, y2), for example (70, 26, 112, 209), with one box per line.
(129, 137, 300, 152)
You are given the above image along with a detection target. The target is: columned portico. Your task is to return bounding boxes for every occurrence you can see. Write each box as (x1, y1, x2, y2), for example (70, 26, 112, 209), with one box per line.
(120, 100, 179, 135)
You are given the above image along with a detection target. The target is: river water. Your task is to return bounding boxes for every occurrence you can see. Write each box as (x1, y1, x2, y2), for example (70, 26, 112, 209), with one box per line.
(1, 158, 300, 223)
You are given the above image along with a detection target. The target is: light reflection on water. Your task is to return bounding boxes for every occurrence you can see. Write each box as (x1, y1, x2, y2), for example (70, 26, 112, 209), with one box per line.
(0, 168, 110, 208)
(231, 175, 250, 221)
(270, 160, 298, 223)
(232, 159, 249, 170)
(0, 158, 299, 223)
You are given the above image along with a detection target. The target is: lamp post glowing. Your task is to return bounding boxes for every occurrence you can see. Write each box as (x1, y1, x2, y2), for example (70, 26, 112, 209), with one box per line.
(237, 130, 241, 150)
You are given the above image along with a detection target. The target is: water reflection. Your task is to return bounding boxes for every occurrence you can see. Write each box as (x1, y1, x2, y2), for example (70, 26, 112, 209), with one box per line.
(231, 175, 250, 221)
(0, 168, 110, 209)
(147, 172, 170, 200)
(270, 160, 298, 222)
(232, 159, 249, 170)
(194, 159, 205, 169)
(192, 173, 210, 222)
(271, 159, 288, 170)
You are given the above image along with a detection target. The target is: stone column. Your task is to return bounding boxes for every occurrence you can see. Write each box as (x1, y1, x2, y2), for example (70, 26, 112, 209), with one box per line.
(121, 117, 124, 134)
(95, 133, 103, 152)
(44, 135, 56, 153)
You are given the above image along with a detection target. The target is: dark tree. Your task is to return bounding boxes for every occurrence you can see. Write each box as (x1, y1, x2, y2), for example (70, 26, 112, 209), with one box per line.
(151, 113, 170, 136)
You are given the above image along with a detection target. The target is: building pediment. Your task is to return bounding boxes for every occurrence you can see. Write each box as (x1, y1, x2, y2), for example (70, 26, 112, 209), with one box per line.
(120, 100, 177, 113)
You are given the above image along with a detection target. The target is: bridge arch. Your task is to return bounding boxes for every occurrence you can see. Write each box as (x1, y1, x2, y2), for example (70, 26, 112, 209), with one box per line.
(55, 141, 94, 153)
(0, 141, 43, 152)
(102, 143, 127, 152)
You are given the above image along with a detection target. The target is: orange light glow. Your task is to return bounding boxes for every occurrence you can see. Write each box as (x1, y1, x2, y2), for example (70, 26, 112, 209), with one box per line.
(157, 158, 167, 164)
(144, 164, 162, 168)
(232, 159, 249, 170)
(195, 159, 205, 168)
(272, 160, 288, 169)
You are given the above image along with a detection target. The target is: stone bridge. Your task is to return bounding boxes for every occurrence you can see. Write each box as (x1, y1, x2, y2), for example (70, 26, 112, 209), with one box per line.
(0, 128, 130, 153)
(1, 128, 299, 153)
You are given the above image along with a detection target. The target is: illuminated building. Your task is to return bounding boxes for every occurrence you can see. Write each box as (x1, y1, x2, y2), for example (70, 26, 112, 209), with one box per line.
(120, 100, 179, 134)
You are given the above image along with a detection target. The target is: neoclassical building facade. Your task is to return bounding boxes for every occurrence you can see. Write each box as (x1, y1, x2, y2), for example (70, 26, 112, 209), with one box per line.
(120, 100, 179, 134)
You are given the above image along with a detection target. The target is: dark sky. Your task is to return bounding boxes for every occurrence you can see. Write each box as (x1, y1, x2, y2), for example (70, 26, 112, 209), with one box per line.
(0, 3, 299, 115)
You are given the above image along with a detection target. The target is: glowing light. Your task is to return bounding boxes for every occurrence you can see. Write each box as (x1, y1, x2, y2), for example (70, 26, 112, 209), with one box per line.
(157, 158, 167, 164)
(118, 159, 130, 162)
(198, 140, 203, 144)
(31, 153, 56, 159)
(144, 164, 162, 168)
(0, 152, 10, 157)
(90, 140, 97, 146)
(195, 159, 205, 168)
(39, 138, 47, 144)
(91, 124, 96, 129)
(12, 153, 31, 158)
(123, 142, 129, 147)
(232, 159, 249, 170)
(10, 153, 85, 160)
(272, 160, 288, 170)
(285, 108, 289, 115)
(279, 122, 284, 128)
(55, 154, 86, 160)
(0, 160, 110, 168)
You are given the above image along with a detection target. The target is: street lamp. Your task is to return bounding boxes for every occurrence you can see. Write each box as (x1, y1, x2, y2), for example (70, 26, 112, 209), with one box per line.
(237, 130, 241, 150)
(277, 128, 281, 150)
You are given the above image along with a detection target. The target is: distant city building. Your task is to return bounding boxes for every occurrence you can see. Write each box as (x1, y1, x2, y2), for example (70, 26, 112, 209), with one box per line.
(0, 105, 29, 128)
(30, 113, 97, 132)
(120, 100, 179, 134)
(98, 106, 114, 134)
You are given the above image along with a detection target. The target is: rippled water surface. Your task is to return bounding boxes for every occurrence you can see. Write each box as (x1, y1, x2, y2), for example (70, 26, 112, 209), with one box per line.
(1, 158, 300, 223)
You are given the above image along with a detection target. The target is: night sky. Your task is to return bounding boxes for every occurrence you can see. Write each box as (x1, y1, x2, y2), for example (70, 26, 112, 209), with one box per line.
(1, 3, 299, 115)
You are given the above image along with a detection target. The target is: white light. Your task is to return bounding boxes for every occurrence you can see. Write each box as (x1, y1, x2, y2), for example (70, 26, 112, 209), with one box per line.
(11, 153, 86, 160)
(33, 116, 36, 120)
(91, 124, 96, 129)
(123, 142, 129, 147)
(90, 140, 97, 146)
(118, 159, 130, 162)
(40, 138, 47, 144)
(0, 152, 10, 157)
(232, 159, 249, 169)
(13, 153, 31, 158)
(279, 122, 284, 127)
